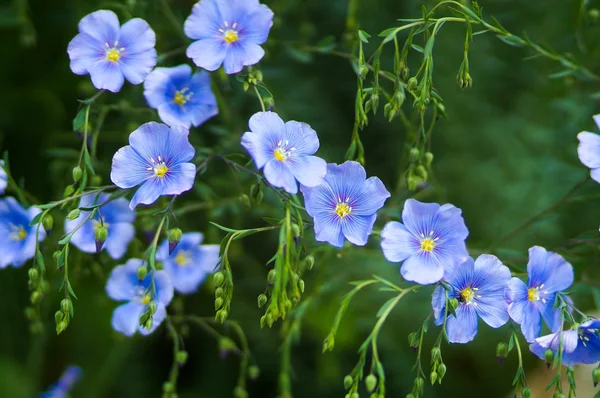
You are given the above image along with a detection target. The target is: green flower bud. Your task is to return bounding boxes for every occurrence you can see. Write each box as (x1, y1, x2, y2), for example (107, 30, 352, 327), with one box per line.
(365, 374, 377, 392)
(54, 310, 64, 324)
(370, 93, 379, 113)
(168, 228, 183, 254)
(42, 215, 54, 232)
(233, 386, 248, 398)
(248, 365, 260, 380)
(291, 223, 300, 238)
(409, 148, 420, 162)
(64, 185, 75, 198)
(28, 268, 39, 281)
(176, 350, 188, 366)
(589, 8, 600, 21)
(359, 65, 369, 78)
(215, 297, 224, 311)
(522, 387, 531, 398)
(430, 370, 437, 384)
(395, 90, 405, 107)
(438, 363, 446, 380)
(544, 349, 554, 368)
(95, 225, 108, 252)
(255, 190, 264, 204)
(593, 368, 600, 387)
(407, 77, 418, 92)
(56, 320, 68, 335)
(72, 166, 83, 183)
(343, 375, 353, 390)
(137, 266, 148, 281)
(406, 394, 415, 398)
(67, 209, 80, 220)
(408, 332, 416, 346)
(424, 152, 434, 167)
(416, 165, 428, 181)
(431, 346, 441, 362)
(147, 300, 157, 315)
(239, 194, 251, 209)
(414, 377, 424, 393)
(213, 271, 225, 286)
(257, 294, 267, 308)
(61, 298, 73, 316)
(90, 175, 102, 186)
(267, 269, 277, 284)
(144, 317, 153, 331)
(30, 291, 42, 304)
(163, 382, 174, 393)
(323, 334, 335, 352)
(216, 309, 228, 323)
(215, 287, 224, 298)
(304, 255, 315, 270)
(299, 279, 305, 293)
(496, 342, 509, 363)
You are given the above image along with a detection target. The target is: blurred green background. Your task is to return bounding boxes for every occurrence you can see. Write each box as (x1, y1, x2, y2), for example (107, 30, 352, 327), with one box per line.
(1, 0, 600, 397)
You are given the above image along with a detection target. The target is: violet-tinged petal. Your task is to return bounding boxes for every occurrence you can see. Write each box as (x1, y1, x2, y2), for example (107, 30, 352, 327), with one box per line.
(445, 303, 478, 344)
(186, 39, 228, 71)
(118, 18, 156, 54)
(313, 212, 345, 248)
(67, 33, 103, 75)
(537, 294, 562, 333)
(341, 214, 377, 246)
(283, 121, 320, 155)
(238, 4, 274, 44)
(104, 223, 135, 259)
(120, 50, 158, 85)
(183, 0, 222, 39)
(263, 159, 298, 194)
(154, 270, 174, 306)
(400, 254, 444, 285)
(105, 260, 140, 301)
(223, 42, 265, 74)
(431, 285, 447, 325)
(110, 146, 152, 189)
(78, 10, 119, 42)
(88, 61, 125, 93)
(287, 156, 326, 188)
(381, 221, 418, 262)
(577, 131, 600, 169)
(111, 301, 144, 337)
(521, 303, 542, 343)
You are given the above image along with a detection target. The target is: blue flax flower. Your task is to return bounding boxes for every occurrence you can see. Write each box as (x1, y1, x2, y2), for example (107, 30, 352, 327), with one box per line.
(0, 160, 6, 195)
(111, 122, 196, 210)
(505, 246, 574, 342)
(40, 365, 82, 398)
(380, 199, 469, 285)
(144, 64, 218, 128)
(577, 114, 600, 183)
(432, 255, 511, 343)
(300, 161, 390, 248)
(157, 232, 220, 294)
(184, 0, 274, 74)
(241, 111, 327, 194)
(0, 197, 46, 268)
(106, 258, 174, 336)
(530, 320, 600, 366)
(67, 10, 157, 93)
(64, 193, 135, 259)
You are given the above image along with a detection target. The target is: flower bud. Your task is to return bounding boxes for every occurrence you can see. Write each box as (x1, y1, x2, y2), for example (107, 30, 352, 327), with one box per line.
(72, 166, 83, 183)
(257, 294, 267, 308)
(430, 370, 437, 384)
(67, 209, 80, 220)
(213, 271, 225, 286)
(304, 255, 315, 270)
(248, 366, 260, 380)
(42, 215, 54, 232)
(215, 287, 224, 298)
(163, 382, 174, 393)
(323, 334, 335, 352)
(299, 279, 305, 293)
(416, 165, 428, 181)
(30, 291, 42, 304)
(233, 386, 248, 398)
(370, 93, 379, 113)
(544, 349, 554, 368)
(28, 268, 39, 281)
(54, 310, 64, 324)
(431, 346, 441, 362)
(593, 368, 600, 387)
(95, 224, 108, 253)
(365, 374, 377, 392)
(239, 194, 251, 209)
(137, 266, 148, 281)
(409, 148, 420, 162)
(496, 342, 509, 363)
(147, 300, 157, 315)
(216, 309, 228, 323)
(61, 298, 73, 316)
(91, 175, 102, 186)
(53, 250, 61, 264)
(407, 77, 418, 92)
(408, 332, 416, 346)
(267, 269, 277, 284)
(414, 377, 424, 393)
(438, 363, 446, 380)
(522, 387, 531, 398)
(176, 350, 188, 366)
(424, 152, 434, 167)
(215, 297, 224, 311)
(143, 317, 153, 331)
(359, 65, 369, 78)
(64, 185, 75, 198)
(168, 228, 183, 255)
(343, 375, 353, 390)
(291, 223, 300, 238)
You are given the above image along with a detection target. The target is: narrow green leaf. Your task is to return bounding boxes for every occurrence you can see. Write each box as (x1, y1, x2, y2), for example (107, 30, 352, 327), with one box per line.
(358, 30, 370, 43)
(496, 34, 526, 48)
(376, 297, 398, 318)
(67, 281, 78, 300)
(29, 212, 44, 226)
(58, 235, 72, 245)
(210, 221, 239, 233)
(72, 107, 87, 132)
(83, 150, 96, 175)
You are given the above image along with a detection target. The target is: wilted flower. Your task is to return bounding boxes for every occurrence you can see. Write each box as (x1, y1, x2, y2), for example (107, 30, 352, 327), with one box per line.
(577, 114, 600, 183)
(64, 193, 135, 259)
(157, 232, 219, 294)
(0, 160, 6, 195)
(0, 197, 46, 268)
(380, 199, 469, 285)
(241, 111, 327, 194)
(110, 122, 196, 210)
(505, 246, 574, 342)
(432, 255, 511, 343)
(40, 365, 82, 398)
(106, 259, 174, 336)
(67, 10, 156, 93)
(184, 0, 274, 74)
(530, 319, 600, 366)
(301, 161, 390, 248)
(144, 64, 218, 128)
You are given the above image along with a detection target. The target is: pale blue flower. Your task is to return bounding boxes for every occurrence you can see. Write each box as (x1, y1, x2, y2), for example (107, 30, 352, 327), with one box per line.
(0, 197, 46, 268)
(577, 114, 600, 183)
(40, 366, 82, 398)
(0, 160, 6, 195)
(530, 320, 600, 366)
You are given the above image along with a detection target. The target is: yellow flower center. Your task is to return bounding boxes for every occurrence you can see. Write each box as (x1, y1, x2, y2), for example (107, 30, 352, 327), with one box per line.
(175, 252, 189, 266)
(274, 148, 287, 162)
(153, 163, 169, 178)
(420, 237, 435, 252)
(335, 202, 352, 218)
(106, 47, 121, 63)
(460, 287, 475, 304)
(9, 225, 27, 241)
(223, 29, 239, 44)
(173, 88, 192, 106)
(528, 287, 540, 302)
(141, 294, 151, 305)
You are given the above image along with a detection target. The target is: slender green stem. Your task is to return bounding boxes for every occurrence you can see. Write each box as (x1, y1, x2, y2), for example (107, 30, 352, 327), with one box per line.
(253, 85, 266, 112)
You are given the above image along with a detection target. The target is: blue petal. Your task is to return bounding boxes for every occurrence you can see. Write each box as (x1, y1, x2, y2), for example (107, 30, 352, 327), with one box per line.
(139, 302, 167, 336)
(88, 60, 125, 93)
(0, 160, 6, 194)
(77, 10, 119, 43)
(591, 167, 600, 183)
(527, 246, 573, 293)
(506, 277, 529, 320)
(520, 301, 542, 342)
(186, 39, 227, 71)
(120, 49, 157, 85)
(129, 163, 196, 209)
(300, 181, 334, 219)
(537, 295, 562, 333)
(287, 155, 326, 188)
(351, 176, 390, 216)
(446, 303, 478, 344)
(283, 121, 320, 156)
(237, 3, 274, 44)
(67, 33, 103, 75)
(104, 223, 135, 260)
(111, 301, 144, 336)
(65, 216, 96, 254)
(154, 270, 174, 305)
(445, 257, 474, 289)
(144, 65, 192, 108)
(128, 122, 195, 167)
(223, 42, 265, 74)
(105, 259, 142, 301)
(324, 161, 366, 201)
(400, 252, 445, 285)
(471, 254, 510, 328)
(577, 131, 600, 169)
(264, 159, 298, 194)
(313, 212, 345, 248)
(242, 111, 286, 169)
(381, 221, 420, 262)
(341, 214, 376, 246)
(157, 103, 192, 129)
(118, 18, 156, 55)
(184, 0, 223, 40)
(103, 196, 136, 224)
(110, 145, 152, 189)
(563, 335, 600, 365)
(431, 285, 447, 326)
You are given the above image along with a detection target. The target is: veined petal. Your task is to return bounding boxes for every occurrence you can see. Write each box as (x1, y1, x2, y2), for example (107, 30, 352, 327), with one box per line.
(238, 4, 273, 44)
(431, 285, 447, 326)
(67, 33, 103, 75)
(283, 121, 320, 156)
(313, 212, 345, 248)
(542, 251, 573, 292)
(157, 103, 191, 129)
(88, 61, 125, 93)
(186, 39, 227, 71)
(380, 221, 419, 262)
(66, 216, 96, 254)
(120, 49, 157, 85)
(183, 0, 223, 39)
(110, 145, 152, 189)
(400, 253, 444, 285)
(577, 131, 600, 169)
(129, 163, 196, 209)
(520, 302, 542, 342)
(401, 199, 440, 236)
(264, 160, 298, 194)
(341, 214, 376, 246)
(446, 304, 478, 344)
(537, 295, 562, 333)
(287, 155, 326, 188)
(118, 18, 156, 55)
(111, 301, 144, 337)
(223, 42, 265, 74)
(351, 176, 390, 216)
(78, 10, 119, 43)
(300, 182, 335, 219)
(129, 122, 195, 165)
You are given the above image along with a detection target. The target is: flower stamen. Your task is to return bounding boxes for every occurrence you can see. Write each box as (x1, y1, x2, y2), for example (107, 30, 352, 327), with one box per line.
(173, 87, 193, 106)
(9, 224, 27, 241)
(104, 43, 123, 63)
(334, 198, 352, 218)
(459, 287, 476, 305)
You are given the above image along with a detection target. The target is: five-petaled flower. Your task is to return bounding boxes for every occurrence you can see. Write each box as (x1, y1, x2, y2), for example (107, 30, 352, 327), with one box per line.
(301, 161, 390, 248)
(0, 197, 46, 268)
(577, 114, 600, 183)
(432, 255, 511, 343)
(184, 0, 274, 74)
(380, 199, 469, 285)
(106, 258, 173, 336)
(110, 122, 196, 210)
(157, 232, 220, 294)
(241, 111, 327, 194)
(40, 365, 82, 398)
(144, 64, 218, 129)
(67, 10, 157, 92)
(505, 246, 574, 342)
(530, 319, 600, 366)
(0, 160, 6, 195)
(64, 193, 136, 260)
